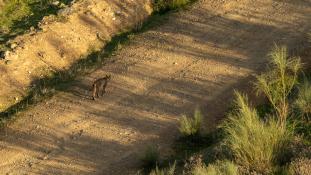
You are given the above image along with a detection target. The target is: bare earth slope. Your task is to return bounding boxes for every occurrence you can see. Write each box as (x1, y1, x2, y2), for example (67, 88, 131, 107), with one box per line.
(1, 0, 311, 174)
(0, 0, 152, 111)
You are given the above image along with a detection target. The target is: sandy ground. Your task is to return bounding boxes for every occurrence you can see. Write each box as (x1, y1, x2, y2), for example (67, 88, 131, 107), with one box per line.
(0, 0, 311, 174)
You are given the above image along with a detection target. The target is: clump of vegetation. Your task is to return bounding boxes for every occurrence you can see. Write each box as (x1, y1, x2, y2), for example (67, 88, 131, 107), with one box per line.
(255, 45, 302, 126)
(150, 162, 176, 175)
(0, 0, 32, 32)
(288, 157, 311, 175)
(153, 0, 191, 13)
(294, 78, 311, 118)
(191, 160, 239, 175)
(221, 92, 292, 174)
(179, 109, 202, 138)
(0, 0, 72, 45)
(141, 145, 160, 170)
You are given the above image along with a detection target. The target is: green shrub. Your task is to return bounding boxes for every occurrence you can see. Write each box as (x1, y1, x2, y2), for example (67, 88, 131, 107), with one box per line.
(150, 162, 176, 175)
(221, 92, 292, 174)
(192, 160, 239, 175)
(0, 0, 33, 32)
(179, 109, 202, 137)
(0, 0, 71, 35)
(153, 0, 190, 13)
(169, 0, 189, 9)
(294, 78, 311, 118)
(255, 45, 302, 126)
(141, 145, 160, 169)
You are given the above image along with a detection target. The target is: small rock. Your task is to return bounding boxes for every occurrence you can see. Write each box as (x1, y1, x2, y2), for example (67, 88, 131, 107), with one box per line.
(115, 11, 121, 16)
(4, 50, 10, 57)
(58, 7, 72, 16)
(42, 155, 49, 160)
(52, 1, 60, 6)
(173, 62, 178, 65)
(10, 43, 17, 49)
(30, 26, 35, 32)
(14, 97, 19, 101)
(112, 17, 116, 21)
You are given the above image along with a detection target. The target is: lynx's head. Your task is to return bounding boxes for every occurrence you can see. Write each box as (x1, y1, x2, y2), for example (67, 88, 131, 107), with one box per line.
(105, 74, 111, 80)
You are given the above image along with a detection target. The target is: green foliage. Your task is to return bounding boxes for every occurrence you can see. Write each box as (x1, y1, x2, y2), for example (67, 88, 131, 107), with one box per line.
(169, 0, 189, 9)
(221, 92, 292, 174)
(150, 162, 176, 175)
(294, 78, 311, 118)
(141, 146, 160, 170)
(255, 45, 302, 126)
(153, 0, 190, 13)
(0, 0, 33, 32)
(192, 160, 239, 175)
(179, 109, 202, 137)
(0, 0, 73, 48)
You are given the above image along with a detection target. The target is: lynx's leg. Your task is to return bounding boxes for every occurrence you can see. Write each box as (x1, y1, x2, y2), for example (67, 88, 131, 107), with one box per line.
(101, 81, 108, 96)
(92, 84, 97, 100)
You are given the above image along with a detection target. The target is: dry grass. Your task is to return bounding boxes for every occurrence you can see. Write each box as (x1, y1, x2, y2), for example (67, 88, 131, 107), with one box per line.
(179, 109, 202, 137)
(150, 162, 176, 175)
(295, 78, 311, 118)
(191, 160, 239, 175)
(221, 92, 292, 174)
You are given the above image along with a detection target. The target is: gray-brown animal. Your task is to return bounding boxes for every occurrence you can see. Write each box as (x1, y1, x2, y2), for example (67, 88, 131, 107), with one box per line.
(92, 75, 111, 100)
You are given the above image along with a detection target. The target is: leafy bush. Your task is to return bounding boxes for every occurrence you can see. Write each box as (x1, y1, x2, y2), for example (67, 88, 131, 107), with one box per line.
(141, 145, 160, 169)
(179, 109, 202, 137)
(221, 92, 292, 174)
(0, 0, 33, 32)
(255, 45, 302, 126)
(0, 0, 72, 38)
(150, 162, 176, 175)
(192, 160, 239, 175)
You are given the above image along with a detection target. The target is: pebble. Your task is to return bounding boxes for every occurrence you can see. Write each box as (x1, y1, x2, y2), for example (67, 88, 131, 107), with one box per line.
(10, 43, 17, 49)
(4, 50, 10, 57)
(115, 11, 121, 15)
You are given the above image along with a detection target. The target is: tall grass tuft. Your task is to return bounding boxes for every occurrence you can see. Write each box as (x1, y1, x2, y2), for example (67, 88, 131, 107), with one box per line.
(294, 78, 311, 118)
(192, 160, 239, 175)
(255, 45, 302, 126)
(222, 92, 292, 174)
(141, 145, 160, 170)
(179, 109, 202, 137)
(150, 162, 176, 175)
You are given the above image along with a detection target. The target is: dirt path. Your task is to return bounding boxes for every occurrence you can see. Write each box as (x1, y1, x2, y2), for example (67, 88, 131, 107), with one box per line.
(0, 0, 311, 174)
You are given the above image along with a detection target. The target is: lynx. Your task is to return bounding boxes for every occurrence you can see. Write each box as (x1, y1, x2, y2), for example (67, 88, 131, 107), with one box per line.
(92, 75, 111, 100)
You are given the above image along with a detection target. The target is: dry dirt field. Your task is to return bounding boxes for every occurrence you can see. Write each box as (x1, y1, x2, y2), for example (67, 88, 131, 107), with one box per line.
(0, 0, 311, 174)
